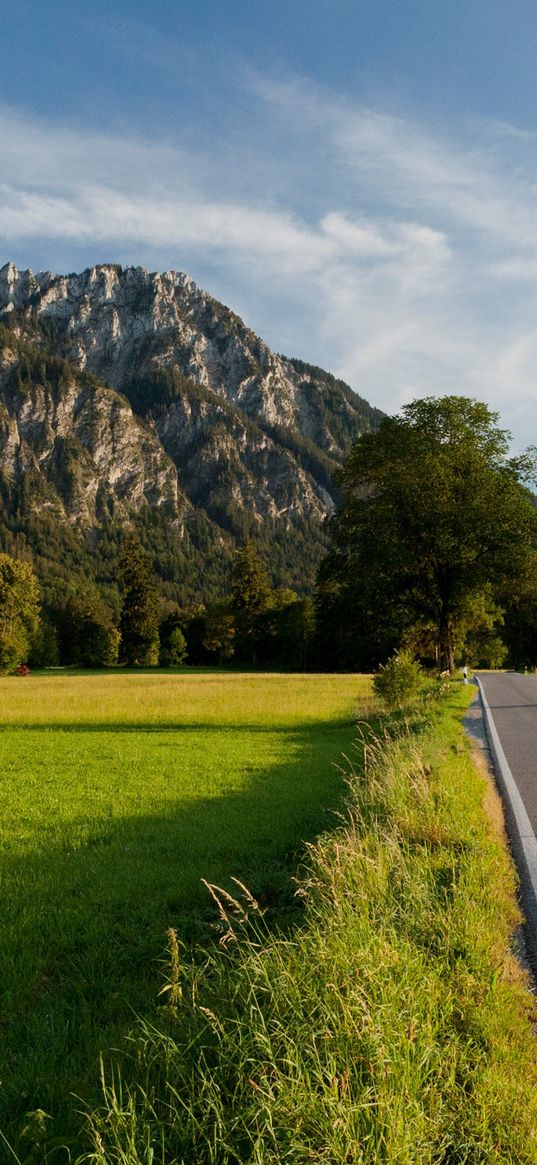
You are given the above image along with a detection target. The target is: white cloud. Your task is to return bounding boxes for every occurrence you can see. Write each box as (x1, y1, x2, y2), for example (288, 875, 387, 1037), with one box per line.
(1, 86, 537, 448)
(0, 106, 452, 287)
(0, 182, 324, 265)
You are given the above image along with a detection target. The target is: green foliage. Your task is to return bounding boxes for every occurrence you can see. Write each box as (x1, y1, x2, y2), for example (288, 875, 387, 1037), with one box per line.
(401, 587, 509, 670)
(320, 395, 537, 672)
(55, 594, 119, 668)
(0, 552, 40, 673)
(258, 420, 340, 493)
(315, 553, 398, 673)
(0, 623, 29, 673)
(258, 591, 316, 670)
(501, 555, 537, 670)
(122, 365, 206, 419)
(287, 355, 384, 451)
(230, 539, 271, 662)
(118, 540, 160, 666)
(178, 585, 317, 671)
(455, 588, 508, 668)
(29, 618, 59, 668)
(159, 626, 187, 666)
(373, 649, 424, 710)
(230, 540, 271, 612)
(202, 605, 235, 664)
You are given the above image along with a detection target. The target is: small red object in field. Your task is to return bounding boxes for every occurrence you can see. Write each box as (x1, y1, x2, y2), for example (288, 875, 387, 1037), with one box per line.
(16, 663, 30, 676)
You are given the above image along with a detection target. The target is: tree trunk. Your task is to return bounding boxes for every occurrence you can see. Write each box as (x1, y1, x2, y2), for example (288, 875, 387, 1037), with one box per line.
(438, 609, 455, 674)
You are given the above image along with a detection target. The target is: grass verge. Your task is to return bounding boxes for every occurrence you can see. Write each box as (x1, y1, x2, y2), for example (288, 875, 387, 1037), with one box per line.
(77, 685, 537, 1164)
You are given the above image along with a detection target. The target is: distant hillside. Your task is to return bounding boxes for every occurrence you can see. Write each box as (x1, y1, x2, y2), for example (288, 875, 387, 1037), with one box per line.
(0, 261, 383, 604)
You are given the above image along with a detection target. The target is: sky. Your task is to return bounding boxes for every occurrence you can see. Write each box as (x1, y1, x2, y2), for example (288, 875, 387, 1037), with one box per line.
(2, 0, 537, 445)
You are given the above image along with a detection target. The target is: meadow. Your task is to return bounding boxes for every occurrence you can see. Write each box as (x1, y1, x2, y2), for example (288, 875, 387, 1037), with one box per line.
(0, 670, 369, 1156)
(83, 686, 537, 1165)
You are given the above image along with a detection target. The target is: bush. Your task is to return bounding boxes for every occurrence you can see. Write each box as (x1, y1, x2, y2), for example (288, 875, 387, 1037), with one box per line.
(373, 649, 424, 710)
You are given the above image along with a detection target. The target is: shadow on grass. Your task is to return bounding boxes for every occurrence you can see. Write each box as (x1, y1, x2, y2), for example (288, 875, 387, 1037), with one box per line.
(0, 719, 354, 733)
(0, 718, 360, 1158)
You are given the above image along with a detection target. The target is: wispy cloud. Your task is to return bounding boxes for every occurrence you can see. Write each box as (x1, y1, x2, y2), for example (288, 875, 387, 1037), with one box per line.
(1, 82, 537, 447)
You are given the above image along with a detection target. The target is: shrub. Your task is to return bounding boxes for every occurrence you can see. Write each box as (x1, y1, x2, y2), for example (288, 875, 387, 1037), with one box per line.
(373, 648, 424, 710)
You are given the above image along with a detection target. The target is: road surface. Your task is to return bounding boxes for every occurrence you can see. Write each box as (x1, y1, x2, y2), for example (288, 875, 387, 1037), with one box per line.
(478, 671, 537, 966)
(478, 672, 537, 831)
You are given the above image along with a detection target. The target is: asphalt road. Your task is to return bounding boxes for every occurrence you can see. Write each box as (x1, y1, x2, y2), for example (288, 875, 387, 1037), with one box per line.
(479, 672, 537, 831)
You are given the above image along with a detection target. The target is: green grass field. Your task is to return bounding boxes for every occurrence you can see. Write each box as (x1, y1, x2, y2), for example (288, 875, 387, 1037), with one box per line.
(82, 686, 537, 1165)
(0, 670, 369, 1156)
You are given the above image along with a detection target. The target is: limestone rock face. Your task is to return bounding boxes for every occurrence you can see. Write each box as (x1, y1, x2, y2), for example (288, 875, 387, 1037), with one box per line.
(0, 261, 382, 595)
(0, 338, 186, 530)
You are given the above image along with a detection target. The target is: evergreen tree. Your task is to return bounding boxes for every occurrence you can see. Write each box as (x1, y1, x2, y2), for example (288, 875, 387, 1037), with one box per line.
(160, 626, 188, 666)
(118, 540, 160, 666)
(229, 539, 271, 663)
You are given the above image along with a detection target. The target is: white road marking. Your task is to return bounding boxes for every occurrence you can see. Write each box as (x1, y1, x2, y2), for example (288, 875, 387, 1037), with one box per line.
(476, 676, 537, 894)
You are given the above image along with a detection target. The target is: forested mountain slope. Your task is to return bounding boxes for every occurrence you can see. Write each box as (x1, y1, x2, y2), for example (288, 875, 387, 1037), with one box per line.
(0, 261, 382, 602)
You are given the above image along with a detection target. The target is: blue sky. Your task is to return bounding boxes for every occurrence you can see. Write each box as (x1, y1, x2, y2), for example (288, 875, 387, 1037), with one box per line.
(2, 1, 537, 443)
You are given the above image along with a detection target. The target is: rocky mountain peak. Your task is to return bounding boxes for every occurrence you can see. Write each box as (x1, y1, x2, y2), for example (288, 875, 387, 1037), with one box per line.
(0, 260, 383, 600)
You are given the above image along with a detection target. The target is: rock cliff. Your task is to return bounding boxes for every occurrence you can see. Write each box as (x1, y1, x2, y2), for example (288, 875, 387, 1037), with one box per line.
(0, 261, 382, 600)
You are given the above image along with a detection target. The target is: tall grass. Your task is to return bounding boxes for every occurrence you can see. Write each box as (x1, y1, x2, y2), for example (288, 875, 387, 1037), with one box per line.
(78, 688, 537, 1165)
(0, 671, 371, 728)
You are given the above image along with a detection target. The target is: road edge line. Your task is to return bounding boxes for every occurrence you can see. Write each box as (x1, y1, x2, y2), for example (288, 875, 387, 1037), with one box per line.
(476, 676, 537, 954)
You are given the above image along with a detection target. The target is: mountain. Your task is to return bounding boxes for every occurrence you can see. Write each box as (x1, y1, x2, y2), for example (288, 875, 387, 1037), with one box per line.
(0, 261, 382, 605)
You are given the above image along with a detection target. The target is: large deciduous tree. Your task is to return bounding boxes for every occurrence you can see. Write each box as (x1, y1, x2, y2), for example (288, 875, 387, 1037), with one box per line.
(500, 555, 537, 671)
(56, 593, 119, 668)
(202, 605, 236, 666)
(319, 396, 537, 672)
(0, 553, 40, 672)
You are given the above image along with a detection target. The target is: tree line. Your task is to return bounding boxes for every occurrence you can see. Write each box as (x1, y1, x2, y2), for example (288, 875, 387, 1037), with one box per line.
(2, 394, 537, 675)
(0, 537, 316, 672)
